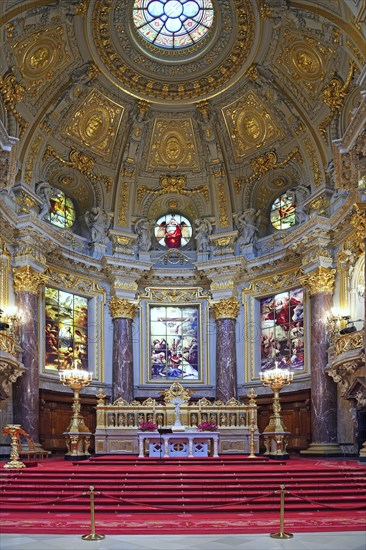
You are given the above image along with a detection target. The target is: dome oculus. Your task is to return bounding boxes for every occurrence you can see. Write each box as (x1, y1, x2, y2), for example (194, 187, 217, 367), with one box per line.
(133, 0, 214, 49)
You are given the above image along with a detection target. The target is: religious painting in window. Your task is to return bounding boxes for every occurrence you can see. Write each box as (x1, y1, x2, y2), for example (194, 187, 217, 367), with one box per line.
(44, 287, 88, 372)
(270, 192, 296, 230)
(149, 305, 199, 381)
(47, 189, 76, 229)
(133, 0, 214, 50)
(260, 288, 304, 371)
(154, 214, 192, 248)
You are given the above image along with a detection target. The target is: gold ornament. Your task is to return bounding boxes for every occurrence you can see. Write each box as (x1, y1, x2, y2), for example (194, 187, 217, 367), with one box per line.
(13, 266, 47, 294)
(137, 175, 208, 205)
(300, 267, 336, 296)
(108, 296, 136, 319)
(211, 297, 240, 320)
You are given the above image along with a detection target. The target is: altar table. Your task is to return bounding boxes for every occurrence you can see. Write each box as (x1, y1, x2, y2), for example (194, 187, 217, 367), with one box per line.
(137, 431, 219, 458)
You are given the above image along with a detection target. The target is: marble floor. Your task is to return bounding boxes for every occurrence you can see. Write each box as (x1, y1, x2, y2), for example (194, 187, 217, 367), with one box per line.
(0, 532, 365, 550)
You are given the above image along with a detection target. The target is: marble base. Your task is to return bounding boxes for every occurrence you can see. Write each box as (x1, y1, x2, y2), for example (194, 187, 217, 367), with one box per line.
(300, 443, 343, 456)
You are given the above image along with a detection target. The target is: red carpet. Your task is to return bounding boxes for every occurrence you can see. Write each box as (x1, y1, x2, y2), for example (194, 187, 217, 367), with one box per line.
(0, 455, 365, 535)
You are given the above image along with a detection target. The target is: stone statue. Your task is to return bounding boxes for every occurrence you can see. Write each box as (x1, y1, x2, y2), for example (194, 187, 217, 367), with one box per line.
(197, 102, 220, 162)
(235, 208, 260, 245)
(35, 180, 54, 220)
(135, 217, 152, 252)
(287, 184, 310, 224)
(84, 206, 110, 244)
(194, 217, 212, 253)
(125, 101, 150, 161)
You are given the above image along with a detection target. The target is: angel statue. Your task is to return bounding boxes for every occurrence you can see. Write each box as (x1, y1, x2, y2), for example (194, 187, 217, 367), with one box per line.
(194, 217, 212, 253)
(85, 206, 110, 244)
(135, 217, 152, 252)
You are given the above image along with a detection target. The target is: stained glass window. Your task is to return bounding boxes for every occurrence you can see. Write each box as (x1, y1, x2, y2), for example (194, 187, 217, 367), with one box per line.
(150, 305, 199, 381)
(45, 287, 88, 372)
(154, 214, 192, 248)
(270, 191, 296, 230)
(47, 189, 76, 229)
(133, 0, 214, 50)
(260, 288, 304, 372)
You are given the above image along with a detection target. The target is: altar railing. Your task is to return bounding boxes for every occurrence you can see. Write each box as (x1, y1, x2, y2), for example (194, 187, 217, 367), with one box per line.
(94, 383, 259, 455)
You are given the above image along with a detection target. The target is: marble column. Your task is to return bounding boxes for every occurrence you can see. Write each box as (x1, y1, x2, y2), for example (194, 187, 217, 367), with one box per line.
(109, 296, 136, 402)
(12, 266, 44, 444)
(301, 267, 341, 456)
(212, 297, 240, 402)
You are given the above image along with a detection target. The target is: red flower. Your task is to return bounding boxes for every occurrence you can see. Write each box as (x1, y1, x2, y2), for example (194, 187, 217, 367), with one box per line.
(139, 421, 158, 431)
(197, 421, 217, 432)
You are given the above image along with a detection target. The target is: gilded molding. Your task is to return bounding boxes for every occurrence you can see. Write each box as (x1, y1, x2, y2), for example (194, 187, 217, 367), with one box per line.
(141, 287, 208, 302)
(211, 296, 240, 320)
(13, 265, 47, 294)
(91, 0, 255, 101)
(300, 266, 336, 296)
(24, 135, 43, 185)
(304, 137, 322, 187)
(350, 204, 366, 252)
(109, 296, 137, 319)
(147, 119, 199, 171)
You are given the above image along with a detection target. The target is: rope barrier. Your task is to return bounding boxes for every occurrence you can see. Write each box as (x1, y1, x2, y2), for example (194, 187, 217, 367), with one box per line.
(286, 489, 366, 510)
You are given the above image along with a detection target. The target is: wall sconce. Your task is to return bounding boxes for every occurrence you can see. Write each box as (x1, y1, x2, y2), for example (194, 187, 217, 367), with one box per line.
(0, 309, 10, 331)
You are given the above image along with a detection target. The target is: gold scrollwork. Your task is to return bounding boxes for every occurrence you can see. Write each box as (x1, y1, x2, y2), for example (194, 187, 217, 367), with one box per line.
(300, 266, 336, 296)
(211, 297, 240, 320)
(147, 119, 199, 171)
(108, 296, 137, 319)
(318, 61, 356, 142)
(137, 175, 208, 205)
(43, 145, 112, 191)
(13, 265, 48, 295)
(236, 147, 302, 190)
(335, 331, 363, 356)
(350, 204, 366, 252)
(0, 72, 28, 137)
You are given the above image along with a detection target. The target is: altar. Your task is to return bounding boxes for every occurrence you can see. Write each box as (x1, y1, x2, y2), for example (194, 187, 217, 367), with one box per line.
(138, 431, 219, 458)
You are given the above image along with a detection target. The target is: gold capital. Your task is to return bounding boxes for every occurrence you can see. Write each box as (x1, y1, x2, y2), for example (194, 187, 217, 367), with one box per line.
(300, 266, 336, 296)
(211, 296, 240, 320)
(109, 296, 136, 319)
(12, 266, 46, 295)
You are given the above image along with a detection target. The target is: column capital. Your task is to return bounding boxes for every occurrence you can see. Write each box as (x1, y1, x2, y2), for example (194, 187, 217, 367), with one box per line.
(299, 266, 336, 296)
(108, 296, 137, 319)
(211, 296, 240, 320)
(12, 265, 47, 294)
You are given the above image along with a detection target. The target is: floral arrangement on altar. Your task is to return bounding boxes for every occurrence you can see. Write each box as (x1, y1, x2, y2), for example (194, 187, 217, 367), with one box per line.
(197, 421, 217, 432)
(139, 421, 158, 432)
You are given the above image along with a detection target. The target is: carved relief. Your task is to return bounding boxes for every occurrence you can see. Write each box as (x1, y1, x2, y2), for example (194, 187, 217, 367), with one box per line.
(147, 119, 199, 171)
(65, 90, 123, 157)
(223, 92, 282, 160)
(12, 27, 71, 97)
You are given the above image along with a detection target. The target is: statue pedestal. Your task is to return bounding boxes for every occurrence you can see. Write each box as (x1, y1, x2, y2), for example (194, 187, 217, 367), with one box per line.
(63, 431, 92, 461)
(240, 243, 257, 259)
(138, 251, 151, 261)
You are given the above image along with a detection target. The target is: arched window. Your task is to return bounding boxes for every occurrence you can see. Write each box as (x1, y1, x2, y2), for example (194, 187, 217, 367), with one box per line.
(270, 191, 296, 230)
(154, 213, 192, 248)
(133, 0, 214, 50)
(47, 189, 76, 229)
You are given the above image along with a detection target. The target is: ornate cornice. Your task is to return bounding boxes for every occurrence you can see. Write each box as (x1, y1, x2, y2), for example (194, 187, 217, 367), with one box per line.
(211, 296, 240, 320)
(12, 265, 47, 294)
(108, 296, 137, 319)
(299, 266, 336, 296)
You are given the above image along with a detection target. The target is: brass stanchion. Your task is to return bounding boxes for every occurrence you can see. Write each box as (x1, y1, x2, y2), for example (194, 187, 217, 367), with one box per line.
(270, 484, 293, 539)
(247, 388, 257, 458)
(82, 485, 105, 541)
(248, 417, 256, 458)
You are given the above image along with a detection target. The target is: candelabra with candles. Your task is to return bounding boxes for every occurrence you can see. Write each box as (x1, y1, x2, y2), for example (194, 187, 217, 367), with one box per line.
(59, 367, 93, 460)
(260, 361, 293, 459)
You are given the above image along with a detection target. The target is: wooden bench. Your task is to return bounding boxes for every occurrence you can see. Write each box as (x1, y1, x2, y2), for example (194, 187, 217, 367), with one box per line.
(17, 435, 49, 460)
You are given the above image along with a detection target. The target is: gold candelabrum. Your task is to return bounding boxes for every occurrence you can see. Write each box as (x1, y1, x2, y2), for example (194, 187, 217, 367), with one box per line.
(260, 362, 293, 459)
(59, 368, 93, 460)
(2, 424, 27, 469)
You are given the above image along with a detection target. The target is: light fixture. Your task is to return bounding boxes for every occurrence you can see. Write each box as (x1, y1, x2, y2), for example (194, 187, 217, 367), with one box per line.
(0, 309, 10, 331)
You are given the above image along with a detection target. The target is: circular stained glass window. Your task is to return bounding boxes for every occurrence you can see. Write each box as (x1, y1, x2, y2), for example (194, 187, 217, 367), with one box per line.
(133, 0, 214, 50)
(155, 214, 192, 248)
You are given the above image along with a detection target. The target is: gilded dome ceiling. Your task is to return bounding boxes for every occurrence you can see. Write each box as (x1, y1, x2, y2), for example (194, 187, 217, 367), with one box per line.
(0, 0, 364, 241)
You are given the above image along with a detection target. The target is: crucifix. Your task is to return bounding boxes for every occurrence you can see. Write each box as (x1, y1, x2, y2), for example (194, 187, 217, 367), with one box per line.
(171, 395, 185, 432)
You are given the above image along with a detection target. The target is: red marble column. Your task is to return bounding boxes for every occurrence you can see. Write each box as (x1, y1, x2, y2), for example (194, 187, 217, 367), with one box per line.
(301, 267, 340, 456)
(212, 297, 240, 402)
(12, 266, 44, 444)
(109, 297, 136, 402)
(112, 316, 134, 402)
